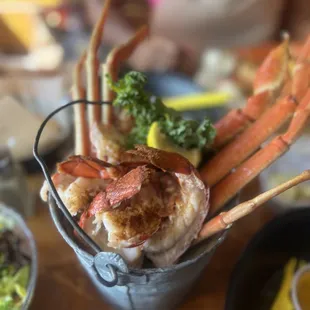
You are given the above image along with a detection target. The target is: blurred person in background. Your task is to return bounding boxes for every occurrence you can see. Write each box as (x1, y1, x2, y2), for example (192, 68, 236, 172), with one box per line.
(84, 0, 310, 74)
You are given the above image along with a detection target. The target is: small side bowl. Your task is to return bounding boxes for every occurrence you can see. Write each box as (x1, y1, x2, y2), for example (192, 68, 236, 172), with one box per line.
(0, 203, 38, 309)
(291, 264, 310, 310)
(225, 207, 310, 310)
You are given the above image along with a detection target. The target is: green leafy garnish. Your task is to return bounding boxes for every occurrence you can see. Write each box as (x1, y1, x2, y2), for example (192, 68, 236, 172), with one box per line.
(0, 227, 30, 310)
(108, 72, 166, 148)
(0, 265, 29, 310)
(108, 71, 216, 150)
(0, 295, 15, 310)
(0, 216, 14, 231)
(14, 266, 29, 289)
(159, 115, 216, 149)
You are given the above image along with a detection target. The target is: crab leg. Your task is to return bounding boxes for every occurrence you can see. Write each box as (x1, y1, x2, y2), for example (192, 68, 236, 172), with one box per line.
(280, 34, 310, 100)
(213, 36, 290, 148)
(101, 26, 148, 124)
(72, 51, 90, 156)
(101, 63, 111, 124)
(86, 0, 111, 125)
(290, 34, 310, 102)
(57, 155, 123, 179)
(196, 170, 310, 243)
(202, 35, 310, 187)
(201, 95, 297, 187)
(208, 88, 310, 213)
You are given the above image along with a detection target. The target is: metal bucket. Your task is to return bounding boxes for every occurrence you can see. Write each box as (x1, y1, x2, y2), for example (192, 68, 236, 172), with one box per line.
(33, 100, 236, 310)
(49, 196, 236, 310)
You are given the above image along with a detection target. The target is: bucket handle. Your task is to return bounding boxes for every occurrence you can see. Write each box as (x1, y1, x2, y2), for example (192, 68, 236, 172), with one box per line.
(93, 263, 118, 287)
(93, 264, 118, 287)
(34, 99, 129, 287)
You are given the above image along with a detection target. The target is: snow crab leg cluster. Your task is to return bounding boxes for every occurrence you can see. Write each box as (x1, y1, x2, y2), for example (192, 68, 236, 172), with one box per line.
(200, 33, 310, 215)
(40, 0, 310, 268)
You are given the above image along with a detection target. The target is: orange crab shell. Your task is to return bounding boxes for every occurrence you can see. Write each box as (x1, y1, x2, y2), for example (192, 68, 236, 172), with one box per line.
(86, 165, 155, 217)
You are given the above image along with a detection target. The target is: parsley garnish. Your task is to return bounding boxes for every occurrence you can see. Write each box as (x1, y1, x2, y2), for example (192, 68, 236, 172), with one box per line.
(108, 71, 216, 149)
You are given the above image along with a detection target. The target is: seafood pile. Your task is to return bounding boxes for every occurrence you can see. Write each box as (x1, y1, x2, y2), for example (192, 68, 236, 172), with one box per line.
(41, 0, 310, 268)
(42, 146, 208, 267)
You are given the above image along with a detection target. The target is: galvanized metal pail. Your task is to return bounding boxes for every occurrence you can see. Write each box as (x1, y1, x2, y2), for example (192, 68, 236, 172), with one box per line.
(49, 195, 236, 310)
(33, 100, 235, 310)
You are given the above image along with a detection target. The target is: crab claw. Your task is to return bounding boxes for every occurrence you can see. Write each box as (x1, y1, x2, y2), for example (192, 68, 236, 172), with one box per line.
(57, 155, 123, 179)
(121, 145, 193, 175)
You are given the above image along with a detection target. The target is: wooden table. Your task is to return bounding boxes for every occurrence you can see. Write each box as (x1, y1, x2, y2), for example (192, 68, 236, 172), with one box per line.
(27, 177, 274, 310)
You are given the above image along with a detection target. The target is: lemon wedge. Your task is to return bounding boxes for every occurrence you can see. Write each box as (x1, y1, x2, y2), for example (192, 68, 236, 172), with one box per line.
(163, 92, 230, 111)
(271, 258, 307, 310)
(147, 122, 201, 167)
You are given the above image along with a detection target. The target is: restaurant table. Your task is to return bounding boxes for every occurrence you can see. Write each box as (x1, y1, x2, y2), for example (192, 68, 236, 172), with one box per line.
(27, 176, 274, 310)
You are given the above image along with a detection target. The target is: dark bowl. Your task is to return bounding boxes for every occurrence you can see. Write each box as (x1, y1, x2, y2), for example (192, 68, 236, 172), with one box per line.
(225, 208, 310, 310)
